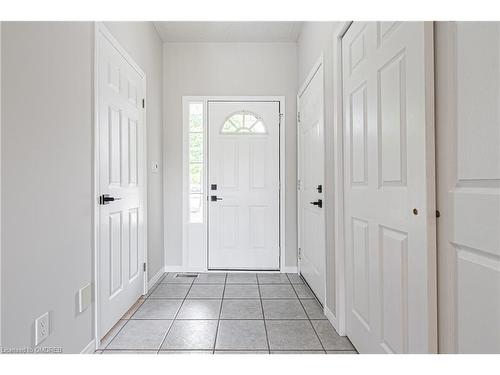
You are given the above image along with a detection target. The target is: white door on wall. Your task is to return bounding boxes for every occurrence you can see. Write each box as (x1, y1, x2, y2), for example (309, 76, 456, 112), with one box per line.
(208, 101, 280, 270)
(97, 27, 146, 339)
(342, 22, 437, 353)
(436, 22, 500, 354)
(297, 62, 326, 305)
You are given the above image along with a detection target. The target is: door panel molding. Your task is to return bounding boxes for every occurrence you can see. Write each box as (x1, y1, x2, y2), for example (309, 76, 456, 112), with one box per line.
(436, 21, 500, 354)
(93, 22, 148, 349)
(297, 55, 326, 306)
(340, 21, 437, 354)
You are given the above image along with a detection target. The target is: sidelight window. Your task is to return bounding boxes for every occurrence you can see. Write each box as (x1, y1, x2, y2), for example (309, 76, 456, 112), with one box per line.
(188, 102, 204, 223)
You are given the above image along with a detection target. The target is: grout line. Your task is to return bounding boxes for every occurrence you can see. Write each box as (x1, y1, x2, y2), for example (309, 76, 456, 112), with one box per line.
(100, 349, 158, 352)
(212, 273, 227, 354)
(144, 281, 162, 300)
(146, 273, 195, 300)
(147, 297, 311, 300)
(286, 273, 326, 354)
(101, 273, 167, 351)
(124, 317, 320, 321)
(102, 320, 128, 350)
(102, 310, 137, 349)
(156, 273, 168, 284)
(294, 274, 358, 353)
(257, 273, 271, 354)
(103, 272, 338, 354)
(125, 297, 146, 320)
(101, 272, 171, 351)
(155, 275, 195, 354)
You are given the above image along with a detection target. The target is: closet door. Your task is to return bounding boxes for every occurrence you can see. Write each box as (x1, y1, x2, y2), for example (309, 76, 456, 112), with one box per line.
(436, 22, 500, 353)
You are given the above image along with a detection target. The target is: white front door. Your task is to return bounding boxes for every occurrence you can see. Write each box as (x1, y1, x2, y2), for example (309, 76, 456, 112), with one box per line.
(342, 22, 437, 353)
(208, 101, 280, 270)
(298, 63, 326, 305)
(436, 22, 500, 353)
(97, 27, 147, 339)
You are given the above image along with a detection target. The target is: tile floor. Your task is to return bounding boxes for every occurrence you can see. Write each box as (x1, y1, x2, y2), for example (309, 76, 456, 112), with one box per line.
(96, 272, 357, 354)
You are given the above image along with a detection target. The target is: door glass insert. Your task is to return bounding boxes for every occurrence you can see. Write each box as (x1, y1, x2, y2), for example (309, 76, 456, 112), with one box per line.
(188, 102, 204, 223)
(221, 111, 267, 134)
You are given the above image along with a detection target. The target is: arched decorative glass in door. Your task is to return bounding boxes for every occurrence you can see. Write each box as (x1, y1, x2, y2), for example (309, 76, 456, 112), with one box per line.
(220, 111, 267, 134)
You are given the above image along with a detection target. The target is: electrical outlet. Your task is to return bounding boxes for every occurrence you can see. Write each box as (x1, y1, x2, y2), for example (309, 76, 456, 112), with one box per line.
(35, 312, 49, 346)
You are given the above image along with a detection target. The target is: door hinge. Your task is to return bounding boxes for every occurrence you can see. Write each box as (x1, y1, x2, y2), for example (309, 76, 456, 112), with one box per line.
(298, 248, 302, 260)
(279, 113, 283, 126)
(143, 262, 147, 272)
(142, 98, 145, 108)
(297, 179, 301, 190)
(297, 112, 300, 124)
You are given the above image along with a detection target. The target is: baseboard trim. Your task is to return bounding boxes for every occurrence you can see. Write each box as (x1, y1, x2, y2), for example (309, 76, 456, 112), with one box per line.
(164, 265, 299, 274)
(81, 339, 96, 354)
(324, 305, 343, 335)
(164, 265, 206, 273)
(148, 266, 165, 289)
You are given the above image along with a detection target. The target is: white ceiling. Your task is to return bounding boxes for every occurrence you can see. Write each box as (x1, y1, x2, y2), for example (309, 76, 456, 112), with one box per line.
(153, 22, 303, 43)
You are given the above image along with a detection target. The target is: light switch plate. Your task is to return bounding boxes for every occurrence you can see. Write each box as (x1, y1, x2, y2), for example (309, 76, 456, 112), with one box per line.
(151, 161, 159, 173)
(35, 312, 49, 346)
(78, 283, 92, 313)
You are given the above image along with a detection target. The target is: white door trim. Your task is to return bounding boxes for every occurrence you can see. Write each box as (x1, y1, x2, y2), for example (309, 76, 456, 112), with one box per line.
(179, 96, 286, 272)
(93, 22, 148, 349)
(331, 21, 353, 336)
(297, 54, 326, 304)
(0, 21, 3, 348)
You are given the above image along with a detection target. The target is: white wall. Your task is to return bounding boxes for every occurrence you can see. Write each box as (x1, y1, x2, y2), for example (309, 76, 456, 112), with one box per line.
(1, 22, 94, 352)
(297, 22, 340, 317)
(1, 21, 163, 353)
(163, 42, 298, 268)
(104, 22, 165, 280)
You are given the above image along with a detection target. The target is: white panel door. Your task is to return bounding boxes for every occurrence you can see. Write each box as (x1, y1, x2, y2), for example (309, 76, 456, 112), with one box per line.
(342, 22, 437, 353)
(298, 64, 326, 305)
(208, 101, 280, 270)
(436, 22, 500, 353)
(98, 29, 146, 338)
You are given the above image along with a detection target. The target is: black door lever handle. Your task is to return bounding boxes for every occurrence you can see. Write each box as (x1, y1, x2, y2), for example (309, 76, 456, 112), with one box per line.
(99, 194, 122, 205)
(211, 195, 223, 202)
(309, 199, 323, 208)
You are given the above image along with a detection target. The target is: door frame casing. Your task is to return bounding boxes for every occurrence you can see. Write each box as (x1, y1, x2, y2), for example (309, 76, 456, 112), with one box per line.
(296, 54, 327, 306)
(333, 21, 438, 350)
(93, 22, 148, 349)
(180, 96, 286, 272)
(331, 21, 353, 336)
